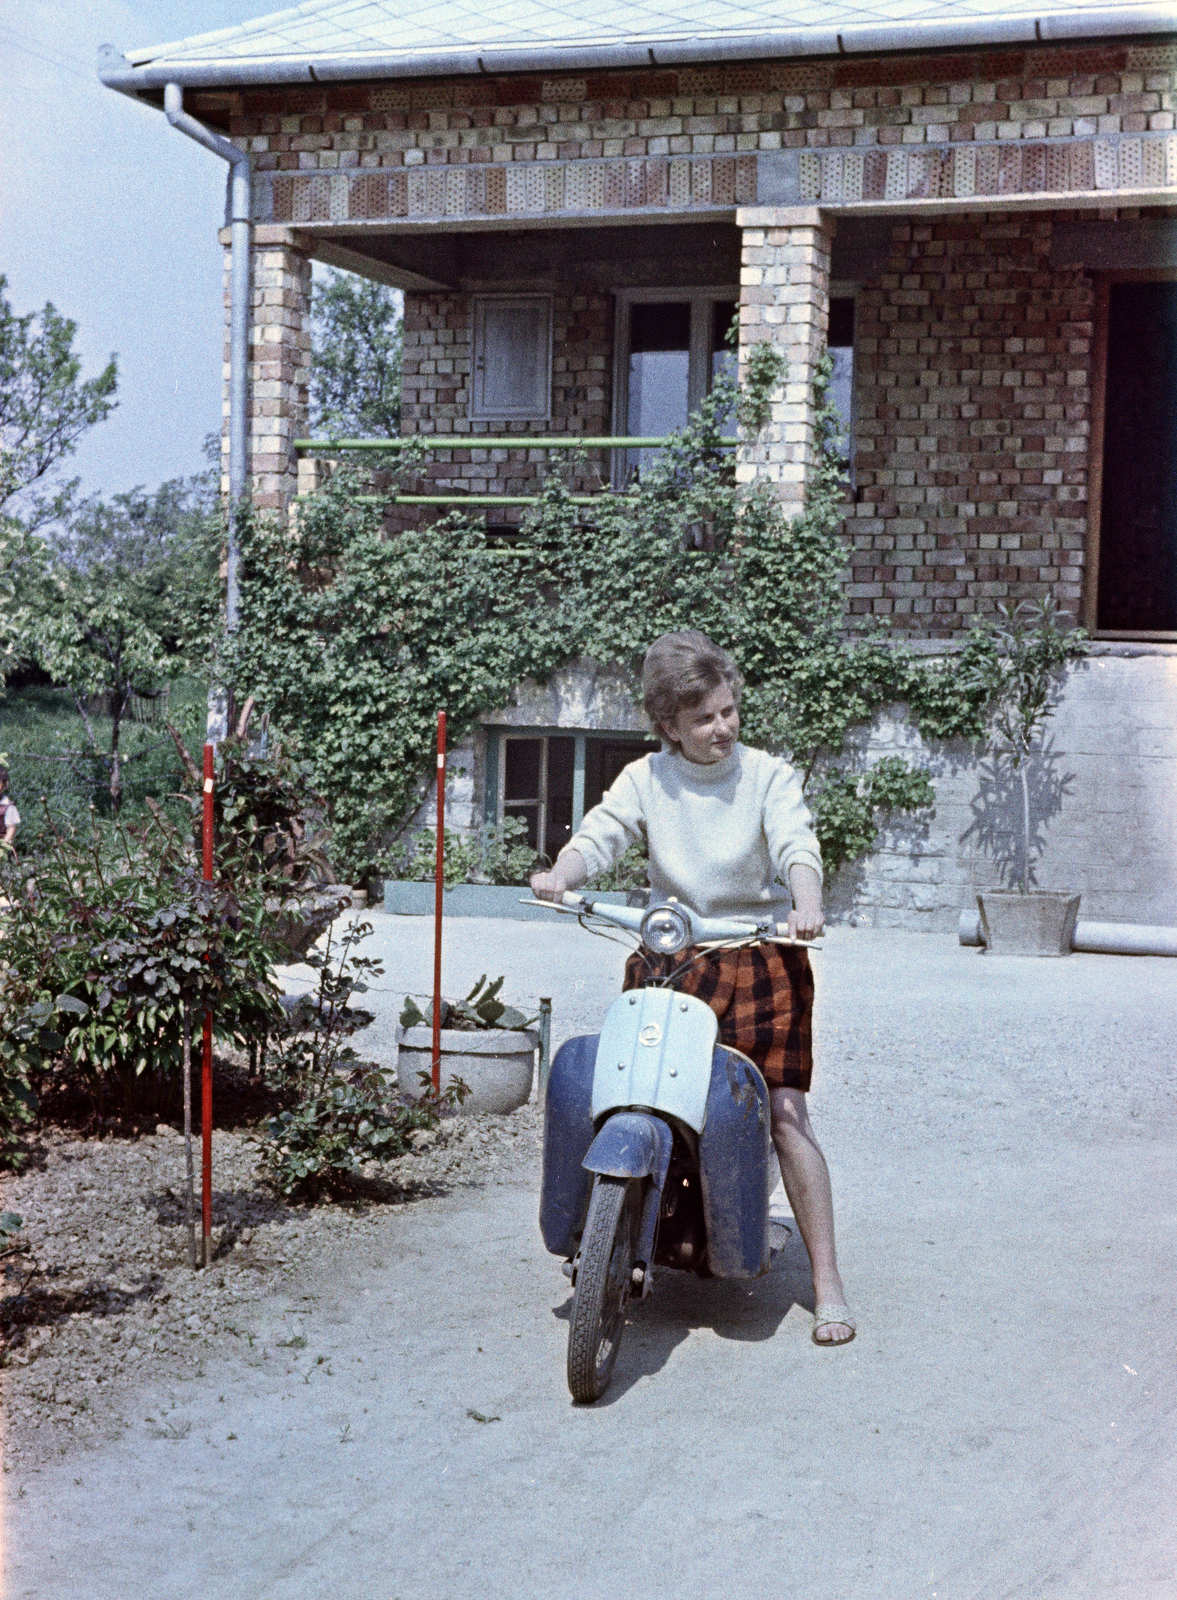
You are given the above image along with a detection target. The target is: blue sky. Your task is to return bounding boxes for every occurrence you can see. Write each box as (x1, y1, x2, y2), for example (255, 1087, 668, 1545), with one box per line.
(0, 1, 280, 501)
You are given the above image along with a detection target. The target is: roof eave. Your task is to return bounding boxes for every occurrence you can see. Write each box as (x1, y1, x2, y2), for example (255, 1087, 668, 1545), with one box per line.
(97, 7, 1177, 95)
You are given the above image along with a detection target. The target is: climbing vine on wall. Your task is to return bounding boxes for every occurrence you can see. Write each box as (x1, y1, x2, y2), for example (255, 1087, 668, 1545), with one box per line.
(230, 351, 1006, 882)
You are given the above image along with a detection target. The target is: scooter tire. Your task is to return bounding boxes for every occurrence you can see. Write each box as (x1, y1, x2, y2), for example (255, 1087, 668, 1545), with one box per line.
(567, 1175, 641, 1404)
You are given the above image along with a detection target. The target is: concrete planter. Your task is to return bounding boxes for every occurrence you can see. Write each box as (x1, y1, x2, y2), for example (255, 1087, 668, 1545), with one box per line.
(396, 1025, 538, 1115)
(383, 880, 643, 920)
(976, 891, 1082, 957)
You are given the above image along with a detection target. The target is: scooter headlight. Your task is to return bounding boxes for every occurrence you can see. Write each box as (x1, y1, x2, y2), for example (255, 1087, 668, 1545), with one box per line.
(640, 903, 691, 955)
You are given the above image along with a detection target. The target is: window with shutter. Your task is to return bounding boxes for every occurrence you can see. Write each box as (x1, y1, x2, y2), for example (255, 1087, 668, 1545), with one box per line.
(471, 296, 552, 421)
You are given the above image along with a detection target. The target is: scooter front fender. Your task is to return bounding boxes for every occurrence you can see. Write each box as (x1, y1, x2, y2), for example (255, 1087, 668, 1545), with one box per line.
(583, 1111, 673, 1183)
(698, 1047, 774, 1278)
(585, 1112, 674, 1279)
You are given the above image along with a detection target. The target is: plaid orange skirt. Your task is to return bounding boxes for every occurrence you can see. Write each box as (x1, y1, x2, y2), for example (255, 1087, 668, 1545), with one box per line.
(621, 941, 815, 1092)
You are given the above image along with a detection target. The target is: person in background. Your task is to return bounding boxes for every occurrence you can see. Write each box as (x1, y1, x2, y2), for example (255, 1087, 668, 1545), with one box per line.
(0, 767, 20, 854)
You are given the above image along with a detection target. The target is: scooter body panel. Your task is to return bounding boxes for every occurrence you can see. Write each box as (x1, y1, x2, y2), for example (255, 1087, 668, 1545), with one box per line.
(591, 988, 718, 1133)
(540, 1026, 773, 1279)
(539, 1033, 598, 1258)
(697, 1047, 774, 1278)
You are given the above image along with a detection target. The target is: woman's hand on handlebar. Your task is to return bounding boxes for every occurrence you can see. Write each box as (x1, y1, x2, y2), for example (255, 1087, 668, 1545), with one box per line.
(787, 863, 825, 941)
(531, 849, 588, 903)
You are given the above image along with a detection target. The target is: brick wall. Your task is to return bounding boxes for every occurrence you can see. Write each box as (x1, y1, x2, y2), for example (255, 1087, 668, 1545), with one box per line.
(849, 212, 1093, 634)
(392, 210, 1097, 620)
(226, 43, 1177, 222)
(398, 285, 613, 517)
(224, 43, 1176, 175)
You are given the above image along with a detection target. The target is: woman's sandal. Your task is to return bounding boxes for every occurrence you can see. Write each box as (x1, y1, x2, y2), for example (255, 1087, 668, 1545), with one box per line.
(812, 1304, 857, 1346)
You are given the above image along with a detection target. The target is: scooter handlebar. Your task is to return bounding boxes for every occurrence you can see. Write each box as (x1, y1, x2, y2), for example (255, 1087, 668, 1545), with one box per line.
(528, 892, 818, 946)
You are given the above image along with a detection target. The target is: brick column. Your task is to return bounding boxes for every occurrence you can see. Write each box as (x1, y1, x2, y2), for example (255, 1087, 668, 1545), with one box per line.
(735, 206, 836, 509)
(221, 224, 312, 512)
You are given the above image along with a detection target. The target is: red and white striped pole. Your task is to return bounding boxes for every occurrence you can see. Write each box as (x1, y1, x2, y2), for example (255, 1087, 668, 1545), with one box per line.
(201, 743, 215, 1268)
(431, 711, 446, 1093)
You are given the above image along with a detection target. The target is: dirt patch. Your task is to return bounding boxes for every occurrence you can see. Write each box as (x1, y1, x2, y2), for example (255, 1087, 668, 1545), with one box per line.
(0, 1097, 542, 1469)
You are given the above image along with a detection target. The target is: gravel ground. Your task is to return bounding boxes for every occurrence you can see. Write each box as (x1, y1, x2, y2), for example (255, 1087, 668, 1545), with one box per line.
(5, 919, 1177, 1599)
(0, 1095, 542, 1470)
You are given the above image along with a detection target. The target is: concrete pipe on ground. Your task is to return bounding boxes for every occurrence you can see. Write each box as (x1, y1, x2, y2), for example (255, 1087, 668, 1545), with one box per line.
(958, 909, 1177, 956)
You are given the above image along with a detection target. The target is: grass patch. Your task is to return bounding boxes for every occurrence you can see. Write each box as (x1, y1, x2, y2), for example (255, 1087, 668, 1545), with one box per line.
(0, 679, 209, 846)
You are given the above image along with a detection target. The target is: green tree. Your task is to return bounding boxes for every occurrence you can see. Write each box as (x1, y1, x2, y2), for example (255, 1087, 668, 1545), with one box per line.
(0, 275, 118, 532)
(309, 269, 402, 438)
(28, 466, 220, 812)
(0, 519, 48, 682)
(46, 464, 221, 657)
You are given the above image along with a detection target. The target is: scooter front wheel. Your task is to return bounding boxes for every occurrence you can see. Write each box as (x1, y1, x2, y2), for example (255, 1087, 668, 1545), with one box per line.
(567, 1175, 642, 1403)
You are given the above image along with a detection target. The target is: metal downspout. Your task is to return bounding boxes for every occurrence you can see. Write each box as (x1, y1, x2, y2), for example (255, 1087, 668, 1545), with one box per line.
(163, 82, 250, 637)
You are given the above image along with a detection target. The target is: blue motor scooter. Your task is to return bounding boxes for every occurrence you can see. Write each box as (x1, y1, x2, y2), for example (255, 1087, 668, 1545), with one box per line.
(535, 891, 812, 1403)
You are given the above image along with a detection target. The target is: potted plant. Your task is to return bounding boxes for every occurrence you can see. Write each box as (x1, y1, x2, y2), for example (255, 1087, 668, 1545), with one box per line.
(396, 975, 538, 1114)
(970, 600, 1088, 956)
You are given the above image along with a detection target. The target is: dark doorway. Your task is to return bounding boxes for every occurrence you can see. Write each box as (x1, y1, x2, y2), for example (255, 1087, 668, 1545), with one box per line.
(1097, 281, 1177, 632)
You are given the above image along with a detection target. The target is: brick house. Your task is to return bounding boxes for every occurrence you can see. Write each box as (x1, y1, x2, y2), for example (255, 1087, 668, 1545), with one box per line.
(100, 1, 1177, 926)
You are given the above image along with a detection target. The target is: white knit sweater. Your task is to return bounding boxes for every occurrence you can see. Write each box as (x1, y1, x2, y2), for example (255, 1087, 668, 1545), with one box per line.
(566, 743, 823, 922)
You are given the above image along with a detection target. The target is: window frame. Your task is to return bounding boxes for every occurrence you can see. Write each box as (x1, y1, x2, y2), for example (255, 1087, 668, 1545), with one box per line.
(610, 286, 739, 486)
(484, 726, 659, 848)
(827, 281, 858, 489)
(470, 294, 554, 423)
(1085, 268, 1177, 642)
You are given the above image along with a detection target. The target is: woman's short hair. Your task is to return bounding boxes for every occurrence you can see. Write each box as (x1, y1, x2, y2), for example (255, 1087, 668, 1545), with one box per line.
(641, 631, 743, 736)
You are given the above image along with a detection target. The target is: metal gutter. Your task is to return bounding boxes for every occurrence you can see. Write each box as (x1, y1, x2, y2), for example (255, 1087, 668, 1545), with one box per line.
(162, 83, 249, 635)
(97, 6, 1177, 93)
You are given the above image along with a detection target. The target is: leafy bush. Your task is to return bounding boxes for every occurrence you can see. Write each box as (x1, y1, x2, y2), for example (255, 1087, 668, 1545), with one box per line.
(0, 724, 346, 1148)
(168, 714, 336, 892)
(389, 816, 538, 887)
(258, 918, 464, 1199)
(0, 812, 281, 1122)
(586, 838, 650, 893)
(809, 757, 936, 876)
(229, 464, 568, 882)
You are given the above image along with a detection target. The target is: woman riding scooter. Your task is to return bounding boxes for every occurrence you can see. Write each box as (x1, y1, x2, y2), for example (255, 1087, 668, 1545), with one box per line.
(531, 630, 855, 1348)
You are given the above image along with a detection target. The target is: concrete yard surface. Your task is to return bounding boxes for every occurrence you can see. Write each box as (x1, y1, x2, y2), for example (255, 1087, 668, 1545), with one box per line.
(6, 919, 1177, 1599)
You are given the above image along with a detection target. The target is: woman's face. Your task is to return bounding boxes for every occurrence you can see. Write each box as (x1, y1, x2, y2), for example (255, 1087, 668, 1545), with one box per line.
(663, 682, 739, 764)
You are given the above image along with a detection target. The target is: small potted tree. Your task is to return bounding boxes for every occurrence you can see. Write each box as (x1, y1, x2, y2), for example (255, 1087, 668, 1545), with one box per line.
(397, 976, 538, 1114)
(972, 600, 1088, 956)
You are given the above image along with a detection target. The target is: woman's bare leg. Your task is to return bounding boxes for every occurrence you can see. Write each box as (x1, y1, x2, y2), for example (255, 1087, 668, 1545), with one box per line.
(769, 1086, 853, 1344)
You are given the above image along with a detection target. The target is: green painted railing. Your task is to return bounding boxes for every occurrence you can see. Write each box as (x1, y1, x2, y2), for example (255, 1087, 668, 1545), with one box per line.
(292, 433, 738, 506)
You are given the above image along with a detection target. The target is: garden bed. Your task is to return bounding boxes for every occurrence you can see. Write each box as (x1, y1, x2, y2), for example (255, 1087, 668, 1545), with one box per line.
(0, 1086, 542, 1469)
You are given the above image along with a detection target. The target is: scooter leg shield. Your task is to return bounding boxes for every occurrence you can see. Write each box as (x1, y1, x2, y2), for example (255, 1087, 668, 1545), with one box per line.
(539, 1034, 599, 1258)
(698, 1046, 773, 1278)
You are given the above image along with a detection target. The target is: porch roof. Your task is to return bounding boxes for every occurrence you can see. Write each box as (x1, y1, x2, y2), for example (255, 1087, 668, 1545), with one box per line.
(99, 0, 1175, 92)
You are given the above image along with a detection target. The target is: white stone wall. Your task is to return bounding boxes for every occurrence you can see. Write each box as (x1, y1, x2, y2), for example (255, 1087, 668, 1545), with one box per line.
(828, 647, 1177, 930)
(405, 736, 479, 836)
